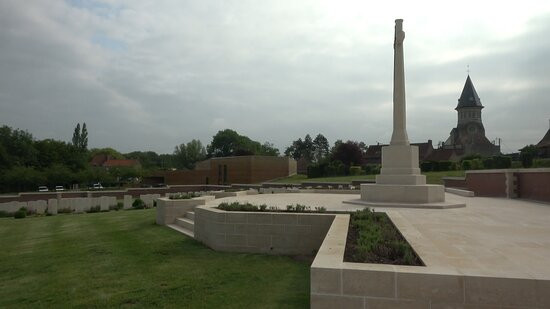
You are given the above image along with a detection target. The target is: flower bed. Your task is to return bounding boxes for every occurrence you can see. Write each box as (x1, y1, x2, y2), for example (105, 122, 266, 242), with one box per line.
(344, 208, 423, 266)
(217, 201, 326, 213)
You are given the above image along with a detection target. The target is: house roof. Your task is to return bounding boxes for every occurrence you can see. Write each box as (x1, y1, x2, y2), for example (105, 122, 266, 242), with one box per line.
(537, 128, 550, 148)
(456, 75, 483, 109)
(102, 159, 140, 168)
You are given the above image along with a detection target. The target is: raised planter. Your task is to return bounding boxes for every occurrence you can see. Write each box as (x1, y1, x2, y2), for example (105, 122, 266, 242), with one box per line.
(310, 212, 550, 308)
(156, 196, 215, 225)
(212, 190, 249, 199)
(194, 206, 336, 255)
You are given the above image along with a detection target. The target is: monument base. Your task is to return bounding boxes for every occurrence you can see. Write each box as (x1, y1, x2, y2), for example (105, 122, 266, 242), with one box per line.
(360, 183, 445, 203)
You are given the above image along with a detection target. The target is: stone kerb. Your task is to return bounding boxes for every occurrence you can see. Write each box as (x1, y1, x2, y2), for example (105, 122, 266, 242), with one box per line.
(212, 190, 249, 199)
(310, 213, 550, 308)
(194, 206, 336, 255)
(156, 197, 210, 225)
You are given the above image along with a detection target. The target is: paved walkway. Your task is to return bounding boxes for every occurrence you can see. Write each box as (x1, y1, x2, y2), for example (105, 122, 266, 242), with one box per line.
(209, 193, 550, 280)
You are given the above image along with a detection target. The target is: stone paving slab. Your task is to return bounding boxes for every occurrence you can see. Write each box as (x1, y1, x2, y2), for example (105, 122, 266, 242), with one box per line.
(210, 192, 550, 280)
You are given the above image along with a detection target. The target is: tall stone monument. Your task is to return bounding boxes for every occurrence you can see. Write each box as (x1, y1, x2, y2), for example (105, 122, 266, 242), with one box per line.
(348, 19, 464, 208)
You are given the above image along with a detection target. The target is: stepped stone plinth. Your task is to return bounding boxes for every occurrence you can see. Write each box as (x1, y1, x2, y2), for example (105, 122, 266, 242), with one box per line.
(346, 19, 463, 209)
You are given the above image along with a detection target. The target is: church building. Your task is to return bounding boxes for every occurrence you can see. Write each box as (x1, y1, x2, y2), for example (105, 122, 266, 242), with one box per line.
(430, 75, 501, 160)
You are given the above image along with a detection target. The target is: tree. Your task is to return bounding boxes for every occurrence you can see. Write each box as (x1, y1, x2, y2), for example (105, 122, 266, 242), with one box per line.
(519, 144, 538, 168)
(80, 123, 88, 150)
(174, 139, 207, 169)
(259, 142, 280, 156)
(72, 123, 80, 147)
(207, 129, 277, 157)
(313, 134, 330, 162)
(72, 123, 88, 151)
(331, 140, 364, 168)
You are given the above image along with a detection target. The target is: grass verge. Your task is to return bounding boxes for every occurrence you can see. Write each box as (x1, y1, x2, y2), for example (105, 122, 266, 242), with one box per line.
(273, 170, 465, 185)
(0, 209, 309, 308)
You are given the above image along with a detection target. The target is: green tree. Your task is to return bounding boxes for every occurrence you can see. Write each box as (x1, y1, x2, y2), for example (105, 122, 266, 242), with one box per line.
(519, 144, 538, 168)
(72, 123, 88, 151)
(80, 123, 88, 150)
(174, 139, 207, 169)
(313, 134, 330, 162)
(72, 123, 80, 147)
(207, 129, 276, 158)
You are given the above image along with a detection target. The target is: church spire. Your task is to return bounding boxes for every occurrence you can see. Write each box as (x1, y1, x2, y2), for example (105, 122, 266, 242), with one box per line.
(456, 75, 483, 110)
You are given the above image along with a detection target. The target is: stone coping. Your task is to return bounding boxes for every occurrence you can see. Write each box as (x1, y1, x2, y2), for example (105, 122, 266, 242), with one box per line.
(466, 167, 550, 174)
(311, 209, 550, 308)
(342, 198, 466, 209)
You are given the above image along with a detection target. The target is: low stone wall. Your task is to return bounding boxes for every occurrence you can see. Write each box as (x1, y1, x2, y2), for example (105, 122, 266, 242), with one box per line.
(156, 196, 215, 225)
(310, 214, 550, 309)
(443, 168, 550, 202)
(0, 195, 125, 214)
(194, 206, 335, 255)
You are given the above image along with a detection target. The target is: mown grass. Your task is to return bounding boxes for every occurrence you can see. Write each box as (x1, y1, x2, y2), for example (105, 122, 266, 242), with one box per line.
(273, 170, 465, 185)
(0, 209, 309, 308)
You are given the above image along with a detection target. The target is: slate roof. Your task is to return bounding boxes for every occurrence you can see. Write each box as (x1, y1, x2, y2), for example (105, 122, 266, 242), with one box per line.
(456, 75, 483, 109)
(537, 128, 550, 148)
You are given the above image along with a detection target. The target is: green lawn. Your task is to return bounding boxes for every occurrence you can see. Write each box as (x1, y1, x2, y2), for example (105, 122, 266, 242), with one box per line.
(274, 170, 465, 185)
(0, 210, 309, 308)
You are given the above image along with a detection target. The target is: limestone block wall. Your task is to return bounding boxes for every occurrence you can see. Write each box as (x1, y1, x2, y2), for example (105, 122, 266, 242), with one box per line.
(156, 196, 214, 225)
(194, 206, 335, 255)
(310, 214, 550, 309)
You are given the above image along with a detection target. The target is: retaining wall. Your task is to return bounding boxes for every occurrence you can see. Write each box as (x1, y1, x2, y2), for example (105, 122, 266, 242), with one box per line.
(194, 206, 335, 255)
(310, 215, 550, 309)
(156, 196, 215, 225)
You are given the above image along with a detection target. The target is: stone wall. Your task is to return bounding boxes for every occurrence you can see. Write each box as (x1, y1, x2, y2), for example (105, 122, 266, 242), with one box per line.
(194, 206, 335, 255)
(310, 214, 550, 309)
(156, 196, 215, 225)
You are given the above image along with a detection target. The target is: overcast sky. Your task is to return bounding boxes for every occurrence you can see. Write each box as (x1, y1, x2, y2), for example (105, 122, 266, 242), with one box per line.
(1, 0, 549, 154)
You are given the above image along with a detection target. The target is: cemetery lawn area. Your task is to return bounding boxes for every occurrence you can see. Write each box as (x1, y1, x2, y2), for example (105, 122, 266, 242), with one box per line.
(0, 209, 310, 308)
(275, 170, 465, 185)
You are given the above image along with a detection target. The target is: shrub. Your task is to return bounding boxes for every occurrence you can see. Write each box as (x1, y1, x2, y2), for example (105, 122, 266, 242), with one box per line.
(533, 158, 550, 168)
(326, 160, 347, 176)
(461, 160, 472, 170)
(132, 198, 145, 209)
(493, 156, 512, 169)
(349, 166, 363, 176)
(58, 208, 72, 214)
(363, 164, 381, 175)
(307, 162, 327, 178)
(218, 202, 325, 213)
(14, 208, 26, 219)
(88, 205, 101, 213)
(420, 161, 433, 172)
(438, 161, 453, 171)
(169, 192, 199, 200)
(511, 161, 523, 168)
(471, 158, 484, 170)
(0, 210, 13, 218)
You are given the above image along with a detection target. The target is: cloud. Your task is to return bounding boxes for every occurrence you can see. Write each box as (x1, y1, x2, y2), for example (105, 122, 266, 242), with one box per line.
(0, 0, 549, 155)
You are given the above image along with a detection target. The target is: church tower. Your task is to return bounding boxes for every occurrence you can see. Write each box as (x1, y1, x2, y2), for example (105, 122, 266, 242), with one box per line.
(442, 75, 500, 158)
(456, 75, 485, 136)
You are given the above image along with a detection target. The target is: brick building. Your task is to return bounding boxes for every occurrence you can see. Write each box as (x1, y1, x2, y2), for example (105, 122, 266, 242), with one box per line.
(151, 156, 296, 185)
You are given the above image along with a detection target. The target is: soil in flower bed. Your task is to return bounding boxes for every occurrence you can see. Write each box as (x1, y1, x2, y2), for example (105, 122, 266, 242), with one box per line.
(344, 208, 423, 266)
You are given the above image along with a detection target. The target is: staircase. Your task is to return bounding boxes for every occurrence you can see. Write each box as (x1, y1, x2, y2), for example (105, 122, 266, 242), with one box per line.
(167, 210, 195, 238)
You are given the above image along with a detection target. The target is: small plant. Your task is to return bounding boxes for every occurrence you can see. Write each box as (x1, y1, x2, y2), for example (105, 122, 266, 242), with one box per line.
(169, 192, 199, 200)
(58, 208, 73, 214)
(88, 205, 101, 213)
(132, 198, 145, 209)
(286, 205, 295, 211)
(314, 206, 327, 213)
(259, 204, 267, 211)
(109, 202, 123, 211)
(14, 208, 26, 219)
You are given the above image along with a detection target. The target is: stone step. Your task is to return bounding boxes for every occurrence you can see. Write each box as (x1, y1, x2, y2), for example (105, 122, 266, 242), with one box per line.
(185, 211, 195, 221)
(176, 217, 194, 231)
(167, 224, 194, 238)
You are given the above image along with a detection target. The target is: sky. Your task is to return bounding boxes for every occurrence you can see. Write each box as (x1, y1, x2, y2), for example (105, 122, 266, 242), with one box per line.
(1, 0, 549, 155)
